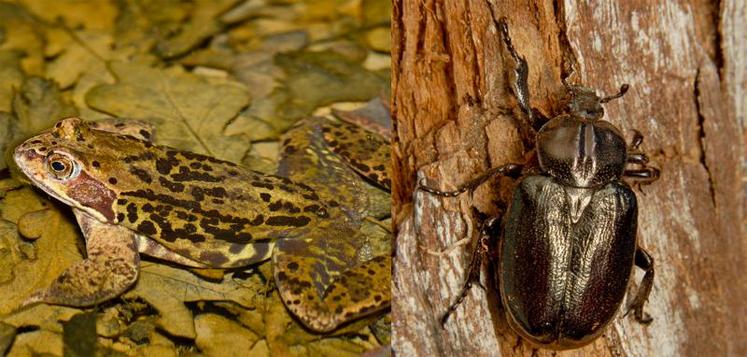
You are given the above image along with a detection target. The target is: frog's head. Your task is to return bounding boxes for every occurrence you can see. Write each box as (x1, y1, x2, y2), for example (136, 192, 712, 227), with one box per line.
(14, 117, 119, 222)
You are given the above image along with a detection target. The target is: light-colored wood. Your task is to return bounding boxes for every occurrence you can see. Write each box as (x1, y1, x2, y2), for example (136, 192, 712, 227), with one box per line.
(391, 0, 746, 355)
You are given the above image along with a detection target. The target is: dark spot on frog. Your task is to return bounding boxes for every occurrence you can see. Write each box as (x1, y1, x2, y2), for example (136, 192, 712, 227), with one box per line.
(109, 177, 118, 185)
(139, 129, 151, 140)
(199, 218, 253, 244)
(189, 162, 201, 169)
(114, 122, 126, 128)
(287, 262, 299, 271)
(229, 243, 244, 254)
(126, 203, 138, 223)
(87, 144, 94, 149)
(368, 269, 376, 276)
(156, 157, 179, 175)
(137, 220, 157, 235)
(302, 192, 320, 200)
(171, 166, 221, 183)
(199, 251, 229, 267)
(129, 167, 152, 183)
(335, 306, 343, 314)
(159, 176, 185, 193)
(123, 152, 156, 163)
(175, 210, 198, 222)
(249, 215, 264, 226)
(373, 164, 386, 171)
(350, 160, 370, 172)
(191, 187, 205, 201)
(260, 193, 271, 202)
(142, 203, 154, 212)
(228, 170, 238, 177)
(265, 215, 310, 227)
(284, 145, 297, 154)
(116, 213, 125, 222)
(251, 181, 274, 190)
(91, 161, 100, 168)
(208, 187, 226, 197)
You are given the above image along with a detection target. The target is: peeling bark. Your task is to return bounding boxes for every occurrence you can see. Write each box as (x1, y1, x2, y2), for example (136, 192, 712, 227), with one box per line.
(392, 1, 746, 356)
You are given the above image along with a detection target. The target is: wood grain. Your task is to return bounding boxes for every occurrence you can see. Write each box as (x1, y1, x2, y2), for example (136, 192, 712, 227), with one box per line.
(391, 0, 746, 355)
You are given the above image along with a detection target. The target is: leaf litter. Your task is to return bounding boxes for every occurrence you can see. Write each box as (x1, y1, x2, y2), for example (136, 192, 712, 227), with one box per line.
(0, 0, 391, 356)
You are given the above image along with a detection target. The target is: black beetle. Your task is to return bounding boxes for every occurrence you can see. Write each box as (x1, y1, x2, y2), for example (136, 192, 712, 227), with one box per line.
(418, 20, 660, 350)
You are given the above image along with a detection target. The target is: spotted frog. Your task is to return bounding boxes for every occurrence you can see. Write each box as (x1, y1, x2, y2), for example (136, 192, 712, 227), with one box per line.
(13, 117, 390, 332)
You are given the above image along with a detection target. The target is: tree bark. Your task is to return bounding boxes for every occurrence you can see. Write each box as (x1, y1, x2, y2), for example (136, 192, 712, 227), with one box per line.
(392, 1, 745, 356)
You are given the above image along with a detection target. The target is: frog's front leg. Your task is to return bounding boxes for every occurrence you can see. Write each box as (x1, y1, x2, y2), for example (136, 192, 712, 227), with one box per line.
(25, 209, 140, 307)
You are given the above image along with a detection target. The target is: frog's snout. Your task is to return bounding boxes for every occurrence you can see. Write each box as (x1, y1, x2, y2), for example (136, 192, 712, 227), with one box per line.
(14, 143, 42, 166)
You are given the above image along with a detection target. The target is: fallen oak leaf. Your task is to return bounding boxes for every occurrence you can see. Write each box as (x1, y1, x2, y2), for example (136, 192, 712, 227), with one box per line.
(85, 61, 252, 163)
(124, 262, 267, 339)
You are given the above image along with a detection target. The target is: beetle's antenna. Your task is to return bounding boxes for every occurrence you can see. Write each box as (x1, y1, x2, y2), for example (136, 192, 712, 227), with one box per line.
(600, 84, 630, 103)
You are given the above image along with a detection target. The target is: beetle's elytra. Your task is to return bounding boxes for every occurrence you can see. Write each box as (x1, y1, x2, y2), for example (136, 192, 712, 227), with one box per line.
(418, 19, 660, 350)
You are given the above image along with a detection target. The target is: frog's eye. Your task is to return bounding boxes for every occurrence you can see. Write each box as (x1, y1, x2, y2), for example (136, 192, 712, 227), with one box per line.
(46, 153, 79, 180)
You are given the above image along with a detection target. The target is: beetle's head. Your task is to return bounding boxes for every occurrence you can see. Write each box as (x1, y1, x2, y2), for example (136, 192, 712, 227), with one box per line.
(564, 84, 629, 121)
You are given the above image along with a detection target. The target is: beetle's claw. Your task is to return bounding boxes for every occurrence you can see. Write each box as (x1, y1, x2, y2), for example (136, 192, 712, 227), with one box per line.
(634, 309, 653, 325)
(623, 304, 653, 325)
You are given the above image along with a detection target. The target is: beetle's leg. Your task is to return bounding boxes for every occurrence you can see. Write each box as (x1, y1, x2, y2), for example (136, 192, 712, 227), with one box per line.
(623, 167, 660, 184)
(625, 130, 660, 185)
(625, 247, 654, 324)
(418, 163, 523, 197)
(441, 216, 502, 326)
(496, 19, 548, 136)
(629, 129, 644, 150)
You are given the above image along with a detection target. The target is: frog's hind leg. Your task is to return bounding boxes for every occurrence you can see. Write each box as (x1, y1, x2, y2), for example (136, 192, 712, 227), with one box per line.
(272, 234, 390, 332)
(24, 209, 140, 307)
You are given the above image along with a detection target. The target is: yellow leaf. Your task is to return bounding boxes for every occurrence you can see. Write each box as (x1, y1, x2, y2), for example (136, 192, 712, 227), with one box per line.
(86, 61, 252, 163)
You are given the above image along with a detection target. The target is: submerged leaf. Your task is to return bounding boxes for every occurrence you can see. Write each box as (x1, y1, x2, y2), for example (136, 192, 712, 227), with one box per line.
(274, 50, 389, 122)
(0, 50, 24, 112)
(63, 312, 97, 357)
(0, 188, 82, 315)
(86, 61, 252, 162)
(154, 0, 239, 59)
(12, 77, 78, 137)
(194, 313, 262, 356)
(124, 262, 267, 339)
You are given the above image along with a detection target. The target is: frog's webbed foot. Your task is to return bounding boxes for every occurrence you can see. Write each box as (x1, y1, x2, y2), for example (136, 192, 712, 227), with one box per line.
(272, 235, 390, 332)
(321, 119, 392, 191)
(23, 210, 140, 307)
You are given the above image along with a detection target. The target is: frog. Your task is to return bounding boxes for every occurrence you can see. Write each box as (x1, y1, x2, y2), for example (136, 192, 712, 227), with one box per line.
(13, 116, 391, 332)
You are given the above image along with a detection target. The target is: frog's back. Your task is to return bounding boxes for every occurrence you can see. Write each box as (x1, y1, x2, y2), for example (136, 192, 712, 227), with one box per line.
(18, 119, 332, 268)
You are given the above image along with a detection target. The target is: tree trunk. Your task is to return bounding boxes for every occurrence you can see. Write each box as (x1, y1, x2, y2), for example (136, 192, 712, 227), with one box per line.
(391, 1, 745, 356)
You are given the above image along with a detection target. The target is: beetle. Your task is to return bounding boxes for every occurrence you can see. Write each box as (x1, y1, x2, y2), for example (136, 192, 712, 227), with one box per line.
(417, 19, 660, 350)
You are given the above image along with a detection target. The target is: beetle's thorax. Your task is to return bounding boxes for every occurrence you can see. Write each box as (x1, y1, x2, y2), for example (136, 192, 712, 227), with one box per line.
(537, 114, 627, 188)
